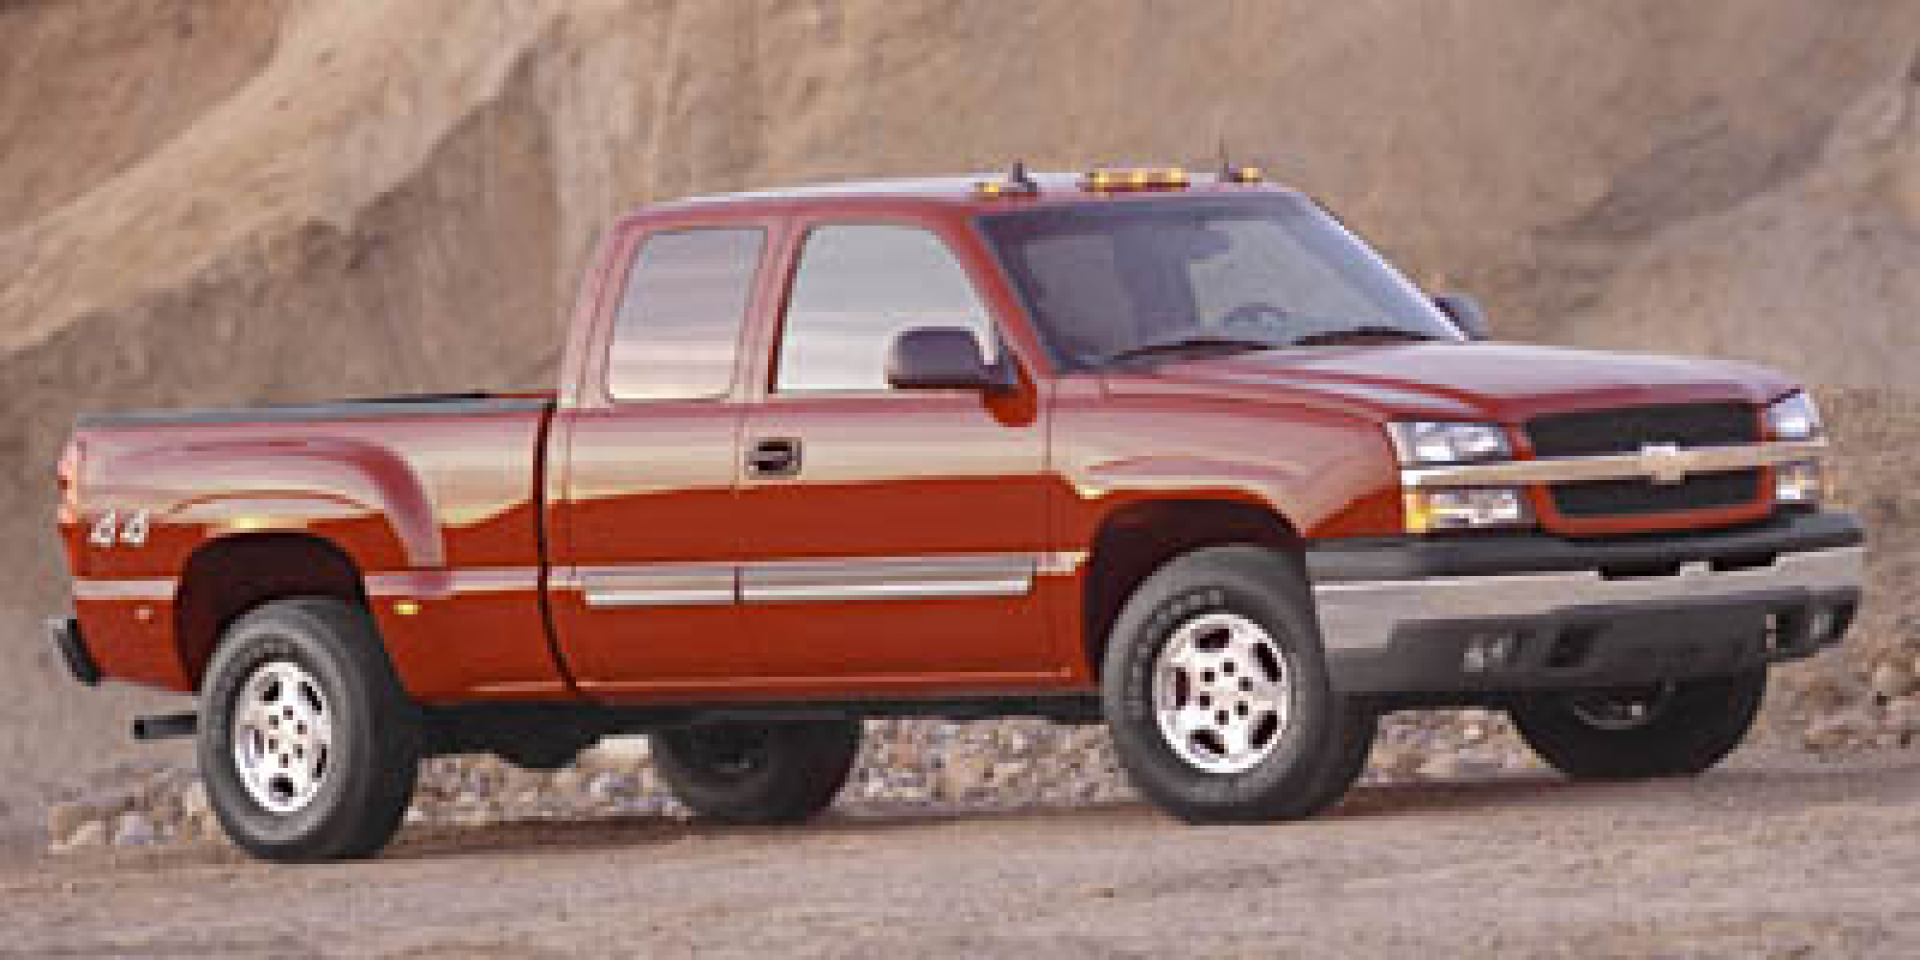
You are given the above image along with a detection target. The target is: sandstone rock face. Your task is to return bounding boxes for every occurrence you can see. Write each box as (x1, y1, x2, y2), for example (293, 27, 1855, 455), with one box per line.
(4, 0, 1919, 836)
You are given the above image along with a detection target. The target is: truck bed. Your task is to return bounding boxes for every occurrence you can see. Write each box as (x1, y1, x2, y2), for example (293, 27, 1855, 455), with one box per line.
(76, 392, 552, 428)
(60, 390, 561, 696)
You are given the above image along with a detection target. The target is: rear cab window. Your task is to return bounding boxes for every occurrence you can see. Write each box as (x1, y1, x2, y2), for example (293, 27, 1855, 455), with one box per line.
(606, 227, 766, 400)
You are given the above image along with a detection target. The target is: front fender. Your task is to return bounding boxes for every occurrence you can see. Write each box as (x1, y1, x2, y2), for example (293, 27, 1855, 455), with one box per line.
(1074, 453, 1398, 541)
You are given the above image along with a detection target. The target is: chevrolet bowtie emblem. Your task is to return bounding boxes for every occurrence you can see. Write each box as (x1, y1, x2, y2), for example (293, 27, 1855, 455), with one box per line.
(1641, 442, 1690, 486)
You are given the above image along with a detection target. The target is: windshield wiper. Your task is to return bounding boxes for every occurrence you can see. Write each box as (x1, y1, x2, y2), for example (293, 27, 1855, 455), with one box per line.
(1288, 325, 1439, 347)
(1103, 334, 1278, 366)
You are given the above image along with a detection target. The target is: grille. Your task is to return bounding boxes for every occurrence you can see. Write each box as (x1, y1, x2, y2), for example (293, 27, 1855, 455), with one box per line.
(1526, 402, 1763, 520)
(1525, 402, 1759, 458)
(1551, 470, 1763, 519)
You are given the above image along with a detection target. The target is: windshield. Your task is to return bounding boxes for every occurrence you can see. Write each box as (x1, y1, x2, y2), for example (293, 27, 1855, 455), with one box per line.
(980, 195, 1464, 369)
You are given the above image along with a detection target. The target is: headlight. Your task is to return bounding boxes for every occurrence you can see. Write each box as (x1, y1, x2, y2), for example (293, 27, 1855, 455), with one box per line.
(1403, 488, 1534, 533)
(1765, 392, 1823, 441)
(1386, 422, 1513, 465)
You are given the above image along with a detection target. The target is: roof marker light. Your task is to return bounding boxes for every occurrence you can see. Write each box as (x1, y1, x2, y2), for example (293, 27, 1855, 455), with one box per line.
(974, 160, 1040, 200)
(1214, 138, 1264, 184)
(1082, 166, 1189, 193)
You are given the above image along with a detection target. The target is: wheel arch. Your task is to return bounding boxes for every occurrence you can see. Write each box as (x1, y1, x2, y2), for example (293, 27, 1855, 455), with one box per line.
(173, 532, 371, 690)
(1080, 497, 1304, 679)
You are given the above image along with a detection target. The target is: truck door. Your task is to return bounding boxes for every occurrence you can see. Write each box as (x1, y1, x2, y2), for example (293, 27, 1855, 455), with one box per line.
(546, 223, 766, 698)
(737, 219, 1057, 685)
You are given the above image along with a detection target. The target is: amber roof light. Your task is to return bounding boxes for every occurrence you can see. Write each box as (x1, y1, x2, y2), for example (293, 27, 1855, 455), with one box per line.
(1081, 167, 1190, 193)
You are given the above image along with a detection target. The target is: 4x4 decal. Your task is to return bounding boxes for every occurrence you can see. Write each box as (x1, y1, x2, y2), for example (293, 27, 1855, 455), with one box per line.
(88, 509, 150, 548)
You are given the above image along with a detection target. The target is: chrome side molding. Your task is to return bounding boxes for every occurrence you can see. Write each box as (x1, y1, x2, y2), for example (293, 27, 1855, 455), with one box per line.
(573, 554, 1043, 608)
(579, 564, 737, 609)
(741, 555, 1037, 604)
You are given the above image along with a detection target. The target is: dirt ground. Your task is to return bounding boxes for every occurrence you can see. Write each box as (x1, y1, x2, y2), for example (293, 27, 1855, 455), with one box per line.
(4, 748, 1916, 959)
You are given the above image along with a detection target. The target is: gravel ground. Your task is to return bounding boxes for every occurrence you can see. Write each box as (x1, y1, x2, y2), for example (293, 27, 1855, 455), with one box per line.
(17, 712, 1642, 854)
(4, 747, 1918, 958)
(34, 687, 1920, 857)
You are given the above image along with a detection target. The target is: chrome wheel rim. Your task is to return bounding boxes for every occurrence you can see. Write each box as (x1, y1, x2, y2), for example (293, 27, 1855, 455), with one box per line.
(1567, 686, 1673, 731)
(1152, 612, 1294, 774)
(232, 660, 333, 814)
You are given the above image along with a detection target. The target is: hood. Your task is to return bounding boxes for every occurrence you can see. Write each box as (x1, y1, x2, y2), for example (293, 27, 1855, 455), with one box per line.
(1104, 342, 1797, 423)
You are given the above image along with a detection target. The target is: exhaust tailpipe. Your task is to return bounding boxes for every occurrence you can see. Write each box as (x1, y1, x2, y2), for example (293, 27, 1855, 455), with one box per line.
(132, 712, 198, 741)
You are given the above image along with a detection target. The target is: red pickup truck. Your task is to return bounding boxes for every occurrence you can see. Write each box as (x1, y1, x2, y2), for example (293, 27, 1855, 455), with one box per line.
(51, 167, 1863, 861)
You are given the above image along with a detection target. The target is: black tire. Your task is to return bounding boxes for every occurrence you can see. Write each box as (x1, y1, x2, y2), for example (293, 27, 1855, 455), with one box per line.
(653, 715, 862, 825)
(1102, 545, 1377, 824)
(1509, 669, 1767, 781)
(198, 596, 421, 862)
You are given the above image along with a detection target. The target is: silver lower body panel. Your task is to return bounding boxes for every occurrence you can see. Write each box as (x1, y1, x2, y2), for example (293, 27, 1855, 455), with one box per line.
(1313, 545, 1865, 653)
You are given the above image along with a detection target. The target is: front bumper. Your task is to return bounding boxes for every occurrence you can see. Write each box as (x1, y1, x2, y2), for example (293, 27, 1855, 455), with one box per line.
(1308, 512, 1864, 695)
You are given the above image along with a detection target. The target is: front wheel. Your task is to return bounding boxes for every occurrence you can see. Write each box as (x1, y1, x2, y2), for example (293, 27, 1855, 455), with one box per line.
(653, 715, 861, 824)
(1509, 669, 1767, 780)
(1102, 545, 1376, 824)
(198, 597, 422, 862)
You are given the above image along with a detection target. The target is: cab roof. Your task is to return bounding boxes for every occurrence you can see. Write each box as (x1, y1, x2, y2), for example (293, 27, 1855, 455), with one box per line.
(628, 170, 1302, 222)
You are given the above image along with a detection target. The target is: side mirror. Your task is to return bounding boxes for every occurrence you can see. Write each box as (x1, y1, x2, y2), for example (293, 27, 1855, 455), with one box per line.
(886, 327, 1008, 392)
(1434, 294, 1491, 341)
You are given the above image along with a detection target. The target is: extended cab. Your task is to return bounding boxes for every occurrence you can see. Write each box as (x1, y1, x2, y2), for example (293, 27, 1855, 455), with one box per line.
(51, 167, 1864, 860)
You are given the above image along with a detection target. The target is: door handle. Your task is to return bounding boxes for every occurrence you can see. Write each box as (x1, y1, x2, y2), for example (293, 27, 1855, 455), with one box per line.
(747, 437, 802, 477)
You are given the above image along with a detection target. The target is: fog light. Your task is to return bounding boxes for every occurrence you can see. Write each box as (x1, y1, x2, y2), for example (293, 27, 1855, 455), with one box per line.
(1773, 460, 1824, 505)
(1404, 488, 1533, 534)
(1462, 633, 1522, 673)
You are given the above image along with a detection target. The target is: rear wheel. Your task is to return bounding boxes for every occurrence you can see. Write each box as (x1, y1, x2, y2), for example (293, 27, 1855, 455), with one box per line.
(1509, 669, 1766, 780)
(198, 597, 421, 862)
(1102, 545, 1376, 824)
(653, 715, 862, 824)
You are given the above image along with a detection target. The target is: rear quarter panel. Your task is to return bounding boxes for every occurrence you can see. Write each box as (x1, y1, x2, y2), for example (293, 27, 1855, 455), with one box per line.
(62, 400, 563, 699)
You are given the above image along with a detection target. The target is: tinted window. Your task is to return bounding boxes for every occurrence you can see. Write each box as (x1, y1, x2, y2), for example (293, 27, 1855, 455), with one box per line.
(775, 225, 995, 392)
(607, 228, 764, 400)
(981, 196, 1461, 369)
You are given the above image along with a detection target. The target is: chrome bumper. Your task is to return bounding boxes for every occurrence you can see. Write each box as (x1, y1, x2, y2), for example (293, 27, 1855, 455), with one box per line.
(1313, 544, 1864, 653)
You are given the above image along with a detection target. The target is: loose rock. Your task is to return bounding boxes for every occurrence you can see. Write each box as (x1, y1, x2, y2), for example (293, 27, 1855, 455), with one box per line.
(59, 819, 108, 852)
(45, 803, 95, 848)
(1870, 660, 1918, 700)
(113, 812, 157, 847)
